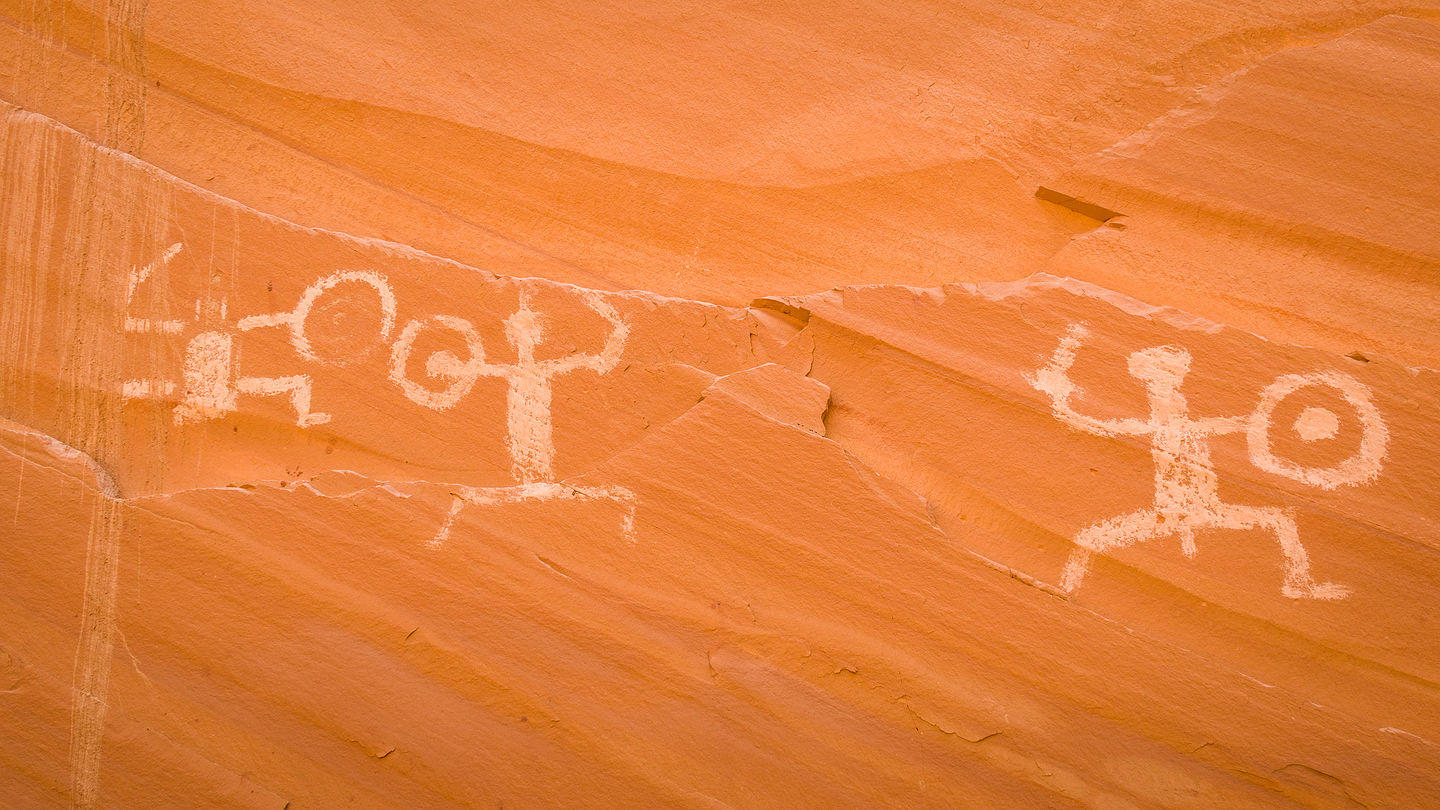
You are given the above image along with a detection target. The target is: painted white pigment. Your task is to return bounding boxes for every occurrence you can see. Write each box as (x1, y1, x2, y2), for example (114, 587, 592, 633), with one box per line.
(431, 482, 638, 548)
(1029, 324, 1386, 600)
(1248, 372, 1388, 490)
(398, 285, 637, 546)
(122, 258, 367, 427)
(172, 331, 238, 423)
(120, 380, 175, 399)
(239, 270, 397, 365)
(116, 256, 640, 540)
(227, 269, 397, 425)
(169, 329, 329, 427)
(121, 243, 187, 401)
(122, 241, 186, 335)
(1295, 407, 1341, 441)
(391, 285, 629, 483)
(387, 314, 494, 411)
(235, 375, 331, 427)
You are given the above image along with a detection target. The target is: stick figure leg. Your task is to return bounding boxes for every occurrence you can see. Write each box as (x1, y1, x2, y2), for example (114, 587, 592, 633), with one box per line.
(431, 493, 470, 547)
(1062, 508, 1166, 593)
(431, 486, 529, 547)
(570, 484, 638, 545)
(431, 483, 637, 547)
(1218, 505, 1349, 600)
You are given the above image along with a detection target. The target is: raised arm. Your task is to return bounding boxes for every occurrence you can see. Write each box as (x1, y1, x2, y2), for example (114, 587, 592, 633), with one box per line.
(544, 288, 631, 374)
(1193, 415, 1247, 435)
(1027, 324, 1151, 437)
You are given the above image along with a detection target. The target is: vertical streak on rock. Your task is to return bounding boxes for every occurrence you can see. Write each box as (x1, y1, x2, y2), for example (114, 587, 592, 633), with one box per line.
(53, 134, 117, 810)
(61, 1, 149, 806)
(68, 496, 124, 810)
(101, 0, 148, 155)
(137, 178, 174, 494)
(12, 0, 60, 105)
(59, 159, 133, 807)
(0, 110, 55, 421)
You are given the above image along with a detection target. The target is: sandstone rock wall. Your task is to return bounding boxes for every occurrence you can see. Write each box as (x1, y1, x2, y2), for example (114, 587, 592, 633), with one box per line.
(3, 3, 1439, 807)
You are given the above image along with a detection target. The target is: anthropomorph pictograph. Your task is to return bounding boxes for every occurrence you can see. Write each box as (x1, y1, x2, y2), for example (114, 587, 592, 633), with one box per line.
(123, 245, 392, 428)
(389, 284, 637, 546)
(1029, 324, 1388, 599)
(119, 245, 639, 545)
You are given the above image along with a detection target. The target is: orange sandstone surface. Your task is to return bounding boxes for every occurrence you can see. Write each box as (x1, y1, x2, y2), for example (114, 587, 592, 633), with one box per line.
(3, 2, 1440, 807)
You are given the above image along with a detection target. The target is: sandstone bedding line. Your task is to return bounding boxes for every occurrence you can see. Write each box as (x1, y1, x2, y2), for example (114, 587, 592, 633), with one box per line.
(37, 0, 151, 795)
(0, 2, 1099, 303)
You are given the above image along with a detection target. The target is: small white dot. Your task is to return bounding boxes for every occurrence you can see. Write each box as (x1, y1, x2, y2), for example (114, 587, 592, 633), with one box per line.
(1294, 407, 1340, 442)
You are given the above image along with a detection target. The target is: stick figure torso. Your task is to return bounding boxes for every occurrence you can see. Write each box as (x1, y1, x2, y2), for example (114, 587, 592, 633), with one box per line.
(1030, 325, 1347, 600)
(497, 289, 629, 484)
(391, 285, 637, 546)
(502, 300, 558, 484)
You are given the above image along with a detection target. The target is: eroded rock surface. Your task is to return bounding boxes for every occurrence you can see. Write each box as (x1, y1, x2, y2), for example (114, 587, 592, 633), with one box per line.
(3, 3, 1440, 808)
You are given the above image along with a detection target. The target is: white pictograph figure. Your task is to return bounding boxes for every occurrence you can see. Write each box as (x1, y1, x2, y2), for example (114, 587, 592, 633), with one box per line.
(170, 270, 397, 427)
(1030, 324, 1388, 600)
(237, 270, 398, 366)
(430, 481, 638, 549)
(389, 286, 638, 546)
(120, 242, 186, 399)
(217, 270, 397, 427)
(122, 259, 397, 428)
(119, 254, 641, 545)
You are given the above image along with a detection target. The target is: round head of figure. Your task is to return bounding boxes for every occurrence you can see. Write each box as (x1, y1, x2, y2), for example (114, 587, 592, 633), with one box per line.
(504, 306, 545, 349)
(1127, 345, 1191, 394)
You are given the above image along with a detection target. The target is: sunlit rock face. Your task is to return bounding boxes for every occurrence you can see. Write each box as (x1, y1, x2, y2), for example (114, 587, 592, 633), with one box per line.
(3, 3, 1440, 807)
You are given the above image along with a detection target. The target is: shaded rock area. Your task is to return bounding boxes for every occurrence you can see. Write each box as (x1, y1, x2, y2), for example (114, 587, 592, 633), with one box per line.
(2, 2, 1439, 807)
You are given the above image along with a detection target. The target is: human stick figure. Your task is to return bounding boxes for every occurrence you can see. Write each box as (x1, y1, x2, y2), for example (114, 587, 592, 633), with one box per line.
(1029, 324, 1388, 600)
(121, 247, 392, 428)
(119, 249, 639, 546)
(388, 284, 637, 545)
